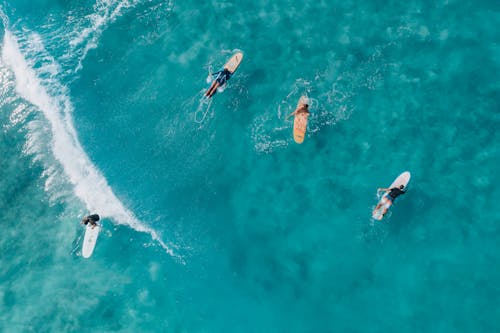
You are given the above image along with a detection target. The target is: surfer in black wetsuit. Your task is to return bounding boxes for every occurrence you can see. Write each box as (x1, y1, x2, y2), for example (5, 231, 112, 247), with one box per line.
(379, 185, 406, 201)
(81, 214, 100, 228)
(214, 68, 232, 85)
(374, 185, 406, 213)
(205, 68, 232, 98)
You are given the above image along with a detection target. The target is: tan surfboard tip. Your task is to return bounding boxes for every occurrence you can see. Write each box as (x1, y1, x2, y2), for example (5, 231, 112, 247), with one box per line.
(224, 52, 244, 73)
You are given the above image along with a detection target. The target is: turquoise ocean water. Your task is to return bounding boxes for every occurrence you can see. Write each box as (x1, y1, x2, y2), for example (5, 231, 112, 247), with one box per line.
(1, 0, 499, 331)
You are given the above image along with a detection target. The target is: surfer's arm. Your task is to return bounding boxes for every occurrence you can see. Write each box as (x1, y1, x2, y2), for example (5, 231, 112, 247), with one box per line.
(211, 70, 222, 77)
(286, 110, 297, 120)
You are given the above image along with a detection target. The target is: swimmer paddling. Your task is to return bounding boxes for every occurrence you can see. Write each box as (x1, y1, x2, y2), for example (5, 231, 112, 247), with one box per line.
(372, 171, 411, 220)
(205, 52, 243, 98)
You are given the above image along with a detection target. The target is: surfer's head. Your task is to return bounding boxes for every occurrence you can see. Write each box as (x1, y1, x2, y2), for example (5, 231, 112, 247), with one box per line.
(399, 185, 404, 189)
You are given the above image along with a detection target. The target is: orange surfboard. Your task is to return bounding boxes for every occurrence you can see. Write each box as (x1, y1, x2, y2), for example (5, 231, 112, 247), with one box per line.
(293, 96, 310, 144)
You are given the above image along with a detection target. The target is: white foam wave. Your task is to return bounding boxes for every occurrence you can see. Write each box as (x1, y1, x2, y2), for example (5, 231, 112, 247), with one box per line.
(68, 0, 143, 72)
(1, 29, 180, 261)
(251, 112, 289, 153)
(67, 0, 131, 70)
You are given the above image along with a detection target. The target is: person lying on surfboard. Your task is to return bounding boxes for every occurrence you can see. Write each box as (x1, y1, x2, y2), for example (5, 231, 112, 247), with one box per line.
(373, 185, 406, 215)
(81, 214, 100, 228)
(287, 102, 310, 119)
(205, 68, 232, 98)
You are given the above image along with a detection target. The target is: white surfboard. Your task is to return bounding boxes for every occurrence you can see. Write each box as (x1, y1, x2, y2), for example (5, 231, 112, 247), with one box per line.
(388, 171, 411, 190)
(372, 171, 411, 220)
(82, 224, 100, 258)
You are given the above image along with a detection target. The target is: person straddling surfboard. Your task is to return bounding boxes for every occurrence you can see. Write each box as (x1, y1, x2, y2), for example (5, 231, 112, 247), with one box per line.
(373, 185, 406, 216)
(81, 214, 100, 228)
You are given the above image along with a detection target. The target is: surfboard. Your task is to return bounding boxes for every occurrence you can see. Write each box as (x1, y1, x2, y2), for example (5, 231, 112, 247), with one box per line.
(82, 224, 100, 258)
(372, 171, 411, 220)
(293, 96, 310, 144)
(223, 52, 243, 74)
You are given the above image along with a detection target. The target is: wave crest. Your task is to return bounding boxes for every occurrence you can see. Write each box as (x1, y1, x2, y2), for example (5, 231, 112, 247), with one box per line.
(1, 28, 181, 261)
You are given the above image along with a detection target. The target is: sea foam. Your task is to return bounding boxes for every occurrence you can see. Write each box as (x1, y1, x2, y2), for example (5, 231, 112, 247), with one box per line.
(69, 0, 142, 71)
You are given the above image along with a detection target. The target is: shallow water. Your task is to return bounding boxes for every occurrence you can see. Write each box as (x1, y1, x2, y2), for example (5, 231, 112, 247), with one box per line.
(1, 0, 499, 332)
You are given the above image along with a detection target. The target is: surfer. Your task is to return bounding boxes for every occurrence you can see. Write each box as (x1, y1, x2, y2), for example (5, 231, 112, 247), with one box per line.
(205, 68, 232, 98)
(374, 185, 406, 213)
(81, 214, 100, 228)
(287, 102, 310, 119)
(286, 96, 310, 144)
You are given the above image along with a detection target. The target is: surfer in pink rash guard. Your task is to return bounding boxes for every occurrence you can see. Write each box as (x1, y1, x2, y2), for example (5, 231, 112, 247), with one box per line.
(81, 214, 100, 228)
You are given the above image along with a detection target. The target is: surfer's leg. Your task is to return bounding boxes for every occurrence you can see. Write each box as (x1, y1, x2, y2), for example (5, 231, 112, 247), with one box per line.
(205, 82, 214, 97)
(375, 196, 387, 211)
(382, 197, 393, 215)
(205, 85, 212, 97)
(206, 82, 220, 97)
(376, 195, 389, 212)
